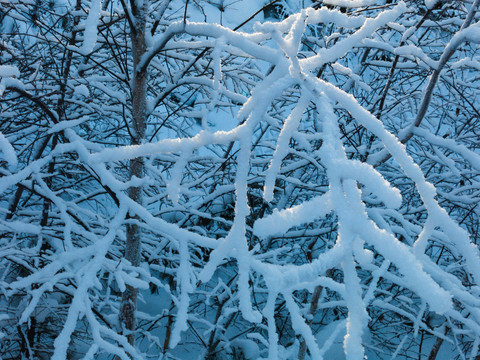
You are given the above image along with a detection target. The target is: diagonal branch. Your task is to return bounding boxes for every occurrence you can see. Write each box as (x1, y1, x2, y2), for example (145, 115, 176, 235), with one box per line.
(369, 0, 480, 166)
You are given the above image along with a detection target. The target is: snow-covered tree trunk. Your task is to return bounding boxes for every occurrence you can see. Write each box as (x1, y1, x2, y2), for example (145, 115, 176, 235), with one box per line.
(120, 0, 148, 346)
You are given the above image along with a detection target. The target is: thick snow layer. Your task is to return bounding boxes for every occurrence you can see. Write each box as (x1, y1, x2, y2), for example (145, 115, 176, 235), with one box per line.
(425, 0, 440, 9)
(324, 0, 377, 7)
(0, 220, 39, 234)
(79, 0, 102, 55)
(230, 339, 260, 360)
(0, 65, 20, 78)
(263, 93, 310, 202)
(253, 192, 333, 238)
(0, 131, 17, 167)
(74, 84, 90, 97)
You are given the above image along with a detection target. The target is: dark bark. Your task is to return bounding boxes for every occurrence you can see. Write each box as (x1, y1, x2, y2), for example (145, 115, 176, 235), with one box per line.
(119, 0, 147, 347)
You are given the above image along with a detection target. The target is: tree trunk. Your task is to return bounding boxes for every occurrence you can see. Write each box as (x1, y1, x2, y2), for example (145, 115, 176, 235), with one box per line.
(427, 326, 449, 360)
(120, 0, 147, 347)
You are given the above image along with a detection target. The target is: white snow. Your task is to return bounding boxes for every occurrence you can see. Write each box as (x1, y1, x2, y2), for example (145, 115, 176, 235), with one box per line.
(0, 65, 20, 78)
(79, 0, 102, 55)
(254, 192, 333, 238)
(425, 0, 440, 9)
(3, 1, 480, 360)
(0, 131, 17, 167)
(74, 84, 90, 97)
